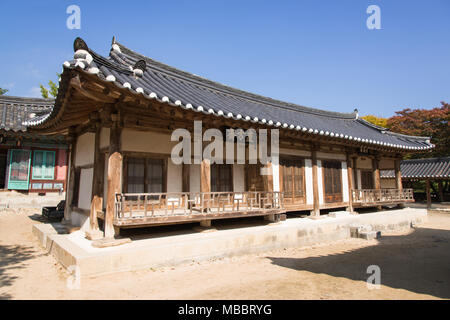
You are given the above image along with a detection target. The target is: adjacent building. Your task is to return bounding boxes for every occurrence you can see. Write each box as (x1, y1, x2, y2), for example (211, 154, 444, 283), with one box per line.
(28, 37, 433, 238)
(0, 95, 68, 193)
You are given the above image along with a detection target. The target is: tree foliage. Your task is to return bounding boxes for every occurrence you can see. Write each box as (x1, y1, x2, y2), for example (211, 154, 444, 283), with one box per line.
(387, 102, 449, 158)
(361, 115, 389, 128)
(0, 87, 8, 95)
(39, 74, 60, 98)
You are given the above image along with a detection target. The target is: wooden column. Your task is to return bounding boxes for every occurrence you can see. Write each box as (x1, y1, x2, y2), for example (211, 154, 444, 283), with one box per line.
(394, 159, 403, 190)
(200, 158, 211, 212)
(372, 157, 382, 210)
(87, 122, 104, 239)
(63, 130, 77, 223)
(372, 157, 381, 190)
(426, 179, 431, 209)
(438, 181, 444, 202)
(346, 153, 354, 213)
(311, 148, 320, 216)
(104, 114, 122, 238)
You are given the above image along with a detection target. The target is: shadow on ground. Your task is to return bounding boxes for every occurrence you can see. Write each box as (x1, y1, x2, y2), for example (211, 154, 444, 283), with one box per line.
(267, 227, 450, 299)
(0, 244, 37, 299)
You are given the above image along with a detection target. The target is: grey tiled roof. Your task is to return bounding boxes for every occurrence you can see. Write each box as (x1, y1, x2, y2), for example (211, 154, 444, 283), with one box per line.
(381, 157, 450, 179)
(0, 96, 54, 132)
(33, 37, 434, 151)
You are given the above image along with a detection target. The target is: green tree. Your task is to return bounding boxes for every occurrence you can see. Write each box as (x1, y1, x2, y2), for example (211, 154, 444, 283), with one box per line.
(39, 73, 60, 98)
(0, 87, 8, 95)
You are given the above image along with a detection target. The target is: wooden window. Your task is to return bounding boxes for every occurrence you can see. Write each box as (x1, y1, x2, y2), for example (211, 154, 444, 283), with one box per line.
(125, 157, 165, 193)
(146, 159, 164, 193)
(7, 149, 31, 190)
(280, 157, 305, 204)
(32, 150, 55, 180)
(322, 160, 343, 203)
(211, 164, 233, 192)
(361, 170, 374, 189)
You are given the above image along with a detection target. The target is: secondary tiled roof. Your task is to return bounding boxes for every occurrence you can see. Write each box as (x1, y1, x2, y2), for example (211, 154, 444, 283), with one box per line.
(381, 157, 450, 179)
(32, 37, 434, 151)
(0, 95, 54, 132)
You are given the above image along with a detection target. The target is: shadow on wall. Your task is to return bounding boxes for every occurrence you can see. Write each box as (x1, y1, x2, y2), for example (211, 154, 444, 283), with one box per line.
(267, 227, 450, 299)
(0, 244, 37, 300)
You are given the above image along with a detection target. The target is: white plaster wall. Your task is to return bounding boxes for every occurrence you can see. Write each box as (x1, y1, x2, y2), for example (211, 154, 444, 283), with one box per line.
(317, 152, 346, 161)
(75, 132, 95, 167)
(167, 160, 182, 193)
(99, 127, 110, 150)
(279, 148, 311, 158)
(78, 168, 93, 210)
(189, 164, 200, 193)
(317, 160, 324, 204)
(342, 161, 349, 202)
(122, 129, 176, 154)
(381, 178, 396, 189)
(233, 164, 245, 192)
(357, 157, 373, 169)
(70, 211, 90, 230)
(305, 159, 313, 205)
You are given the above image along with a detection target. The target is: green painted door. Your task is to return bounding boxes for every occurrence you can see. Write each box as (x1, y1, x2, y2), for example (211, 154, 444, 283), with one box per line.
(7, 149, 32, 190)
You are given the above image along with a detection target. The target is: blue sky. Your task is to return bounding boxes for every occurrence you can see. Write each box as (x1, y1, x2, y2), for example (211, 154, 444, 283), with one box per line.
(0, 0, 449, 117)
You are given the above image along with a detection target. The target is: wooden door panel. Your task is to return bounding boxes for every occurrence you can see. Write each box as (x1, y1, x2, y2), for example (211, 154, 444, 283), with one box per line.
(322, 160, 343, 203)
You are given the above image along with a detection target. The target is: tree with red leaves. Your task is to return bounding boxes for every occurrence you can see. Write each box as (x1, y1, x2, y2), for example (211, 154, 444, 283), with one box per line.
(387, 102, 449, 158)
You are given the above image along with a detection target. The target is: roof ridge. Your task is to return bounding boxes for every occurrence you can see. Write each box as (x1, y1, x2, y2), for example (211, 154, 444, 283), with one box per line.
(113, 40, 358, 120)
(403, 156, 450, 163)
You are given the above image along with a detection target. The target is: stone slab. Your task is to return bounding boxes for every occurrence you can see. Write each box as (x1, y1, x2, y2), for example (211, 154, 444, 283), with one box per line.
(32, 208, 428, 277)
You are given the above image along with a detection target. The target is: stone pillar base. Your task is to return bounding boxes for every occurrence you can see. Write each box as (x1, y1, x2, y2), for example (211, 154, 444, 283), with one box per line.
(85, 229, 104, 241)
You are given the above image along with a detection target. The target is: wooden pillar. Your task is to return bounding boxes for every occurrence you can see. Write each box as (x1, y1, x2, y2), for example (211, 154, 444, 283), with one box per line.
(372, 157, 381, 210)
(104, 114, 122, 238)
(426, 179, 431, 209)
(346, 153, 354, 213)
(201, 158, 211, 212)
(63, 130, 77, 223)
(372, 157, 381, 190)
(438, 181, 444, 202)
(353, 157, 358, 189)
(311, 148, 320, 216)
(394, 159, 403, 190)
(87, 122, 104, 239)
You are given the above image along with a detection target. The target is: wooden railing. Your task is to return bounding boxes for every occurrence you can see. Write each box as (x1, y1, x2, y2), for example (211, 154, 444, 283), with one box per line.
(352, 188, 414, 205)
(114, 191, 284, 220)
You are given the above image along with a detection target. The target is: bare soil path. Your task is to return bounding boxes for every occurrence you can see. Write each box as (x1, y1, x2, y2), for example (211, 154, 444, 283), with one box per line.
(1, 208, 449, 299)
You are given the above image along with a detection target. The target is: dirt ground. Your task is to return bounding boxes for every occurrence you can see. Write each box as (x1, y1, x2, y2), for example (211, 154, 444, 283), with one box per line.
(1, 208, 449, 300)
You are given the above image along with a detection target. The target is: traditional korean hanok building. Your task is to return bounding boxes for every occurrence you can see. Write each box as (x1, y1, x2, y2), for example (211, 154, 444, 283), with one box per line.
(28, 37, 434, 240)
(0, 95, 68, 193)
(381, 157, 450, 206)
